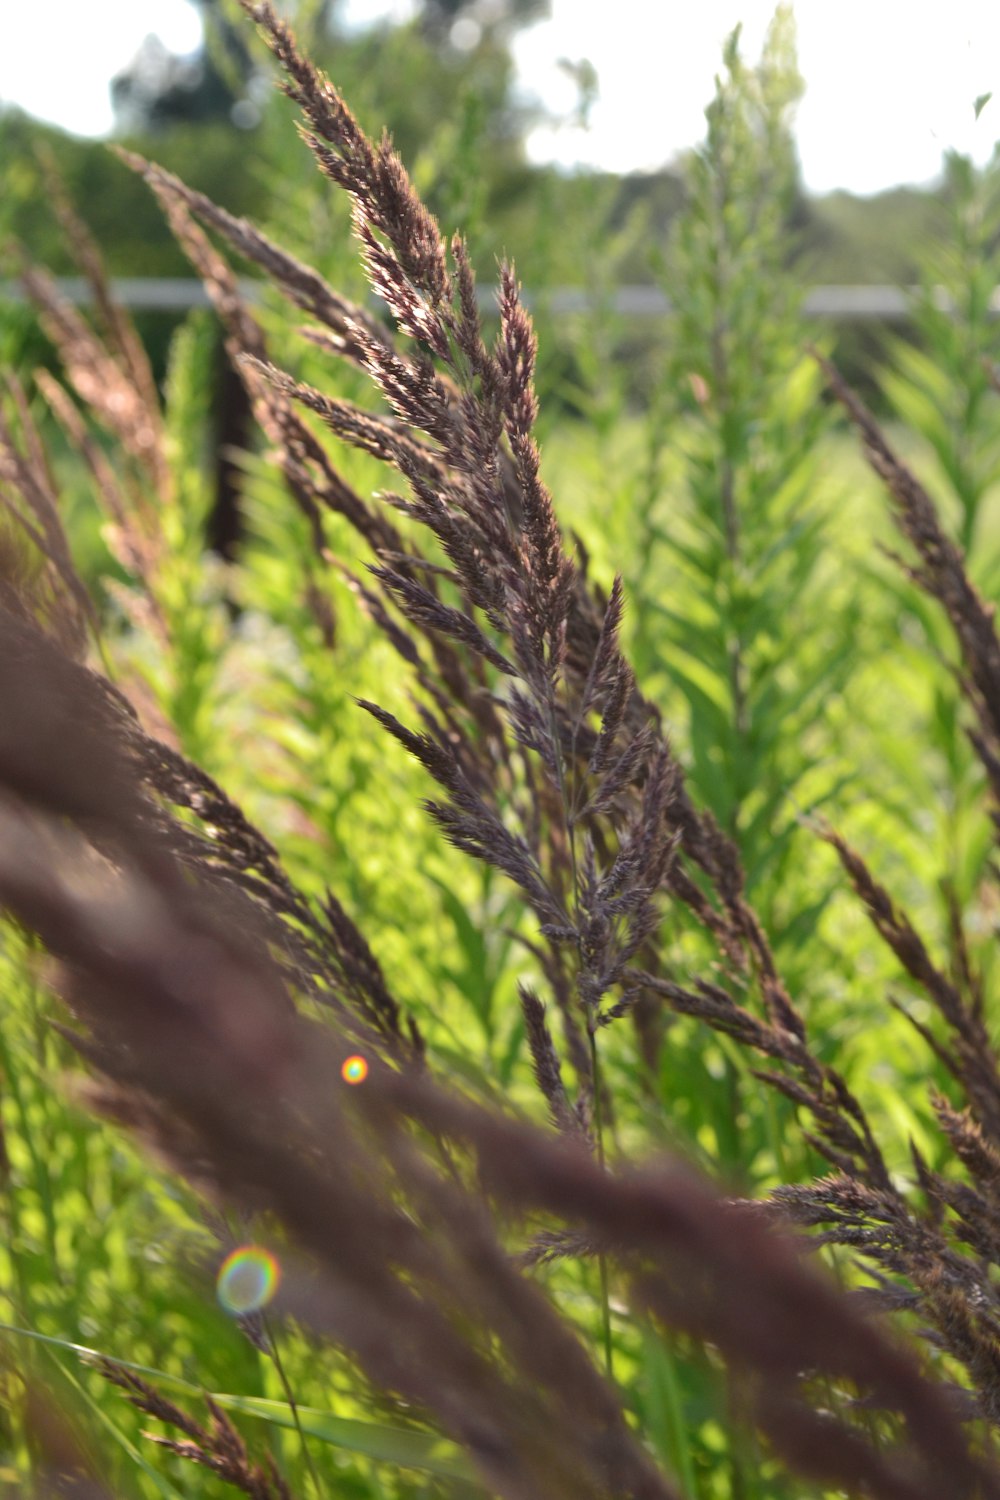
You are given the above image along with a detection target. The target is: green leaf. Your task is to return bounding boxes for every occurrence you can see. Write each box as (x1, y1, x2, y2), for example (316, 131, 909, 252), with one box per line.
(424, 1045, 512, 1107)
(425, 871, 492, 1034)
(636, 1325, 698, 1497)
(496, 1012, 526, 1088)
(216, 1395, 477, 1482)
(0, 1322, 478, 1485)
(666, 657, 733, 725)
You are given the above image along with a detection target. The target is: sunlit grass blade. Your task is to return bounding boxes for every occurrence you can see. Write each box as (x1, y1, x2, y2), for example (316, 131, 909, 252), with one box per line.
(0, 1322, 477, 1484)
(219, 1394, 478, 1483)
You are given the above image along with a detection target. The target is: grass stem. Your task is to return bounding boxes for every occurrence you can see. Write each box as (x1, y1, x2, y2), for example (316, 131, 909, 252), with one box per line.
(262, 1312, 324, 1500)
(589, 1026, 614, 1382)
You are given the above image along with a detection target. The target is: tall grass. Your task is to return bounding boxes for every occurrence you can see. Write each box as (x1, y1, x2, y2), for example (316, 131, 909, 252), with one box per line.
(3, 6, 1000, 1499)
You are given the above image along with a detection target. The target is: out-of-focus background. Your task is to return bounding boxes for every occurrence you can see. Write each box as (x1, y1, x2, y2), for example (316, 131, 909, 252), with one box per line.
(4, 0, 999, 377)
(7, 1, 1000, 188)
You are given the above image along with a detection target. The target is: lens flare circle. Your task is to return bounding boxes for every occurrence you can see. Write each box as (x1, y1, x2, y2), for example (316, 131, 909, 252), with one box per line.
(217, 1246, 280, 1316)
(341, 1054, 368, 1085)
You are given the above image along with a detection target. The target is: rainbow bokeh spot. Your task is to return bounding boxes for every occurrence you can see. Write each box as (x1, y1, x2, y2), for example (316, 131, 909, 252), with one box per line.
(217, 1246, 281, 1315)
(341, 1054, 369, 1085)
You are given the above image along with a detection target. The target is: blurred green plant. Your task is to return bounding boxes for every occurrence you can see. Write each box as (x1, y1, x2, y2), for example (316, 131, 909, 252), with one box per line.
(866, 132, 1000, 990)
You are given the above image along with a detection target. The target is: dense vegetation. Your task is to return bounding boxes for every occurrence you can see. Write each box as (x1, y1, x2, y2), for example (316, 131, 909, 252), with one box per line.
(4, 5, 1000, 1498)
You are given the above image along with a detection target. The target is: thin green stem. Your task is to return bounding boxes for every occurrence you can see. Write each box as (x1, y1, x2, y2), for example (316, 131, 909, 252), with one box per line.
(262, 1311, 324, 1500)
(589, 1027, 614, 1382)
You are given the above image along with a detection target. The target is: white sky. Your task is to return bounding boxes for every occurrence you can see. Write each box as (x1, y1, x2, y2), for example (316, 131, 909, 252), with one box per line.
(1, 0, 999, 196)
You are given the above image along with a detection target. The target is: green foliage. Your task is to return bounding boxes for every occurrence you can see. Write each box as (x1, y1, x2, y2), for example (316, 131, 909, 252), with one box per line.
(884, 143, 1000, 555)
(614, 14, 859, 1117)
(866, 136, 1000, 972)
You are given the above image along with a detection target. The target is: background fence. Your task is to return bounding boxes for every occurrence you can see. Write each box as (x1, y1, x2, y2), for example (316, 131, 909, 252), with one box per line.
(3, 278, 988, 319)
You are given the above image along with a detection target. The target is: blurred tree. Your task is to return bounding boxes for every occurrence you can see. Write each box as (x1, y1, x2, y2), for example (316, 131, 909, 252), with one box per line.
(417, 0, 548, 44)
(109, 0, 550, 134)
(111, 37, 236, 132)
(111, 0, 260, 132)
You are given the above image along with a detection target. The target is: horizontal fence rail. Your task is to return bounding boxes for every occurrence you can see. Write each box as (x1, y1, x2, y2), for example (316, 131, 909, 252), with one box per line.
(3, 278, 996, 321)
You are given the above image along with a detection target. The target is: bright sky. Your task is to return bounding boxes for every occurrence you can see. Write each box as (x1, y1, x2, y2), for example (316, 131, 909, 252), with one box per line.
(2, 0, 999, 196)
